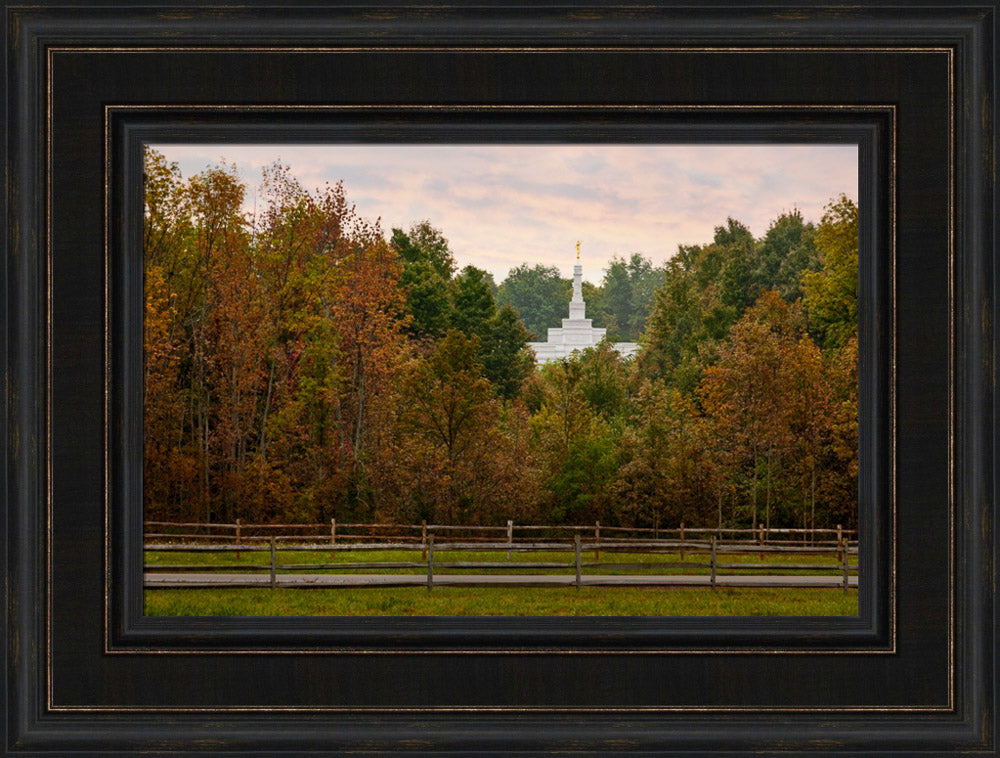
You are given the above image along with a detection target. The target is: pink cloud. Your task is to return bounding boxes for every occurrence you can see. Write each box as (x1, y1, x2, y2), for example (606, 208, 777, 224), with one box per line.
(152, 144, 858, 281)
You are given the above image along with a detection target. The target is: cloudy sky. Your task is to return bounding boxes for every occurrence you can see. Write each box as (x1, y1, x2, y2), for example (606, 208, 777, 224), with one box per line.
(153, 143, 858, 282)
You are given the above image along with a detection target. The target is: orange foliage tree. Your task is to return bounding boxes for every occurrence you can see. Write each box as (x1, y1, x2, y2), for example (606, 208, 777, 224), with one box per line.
(143, 147, 857, 532)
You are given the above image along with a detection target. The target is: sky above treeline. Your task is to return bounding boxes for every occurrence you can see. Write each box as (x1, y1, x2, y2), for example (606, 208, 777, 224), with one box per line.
(153, 143, 858, 282)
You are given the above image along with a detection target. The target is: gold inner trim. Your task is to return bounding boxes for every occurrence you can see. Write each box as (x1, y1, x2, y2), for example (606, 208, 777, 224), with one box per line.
(105, 101, 890, 658)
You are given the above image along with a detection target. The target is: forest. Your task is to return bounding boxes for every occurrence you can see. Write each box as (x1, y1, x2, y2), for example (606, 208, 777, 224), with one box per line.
(143, 147, 858, 533)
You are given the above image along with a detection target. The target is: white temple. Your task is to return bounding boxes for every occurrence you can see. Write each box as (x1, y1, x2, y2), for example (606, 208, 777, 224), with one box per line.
(528, 243, 640, 365)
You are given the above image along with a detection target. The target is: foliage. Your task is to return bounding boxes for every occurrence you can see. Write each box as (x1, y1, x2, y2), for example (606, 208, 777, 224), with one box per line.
(497, 263, 571, 339)
(144, 147, 857, 535)
(802, 195, 859, 350)
(596, 253, 665, 341)
(392, 222, 455, 338)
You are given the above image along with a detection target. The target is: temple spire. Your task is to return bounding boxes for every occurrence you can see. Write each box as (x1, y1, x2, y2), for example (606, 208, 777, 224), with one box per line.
(526, 240, 639, 363)
(569, 243, 585, 318)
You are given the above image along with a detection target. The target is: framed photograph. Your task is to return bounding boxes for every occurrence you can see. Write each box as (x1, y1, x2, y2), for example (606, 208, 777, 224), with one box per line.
(139, 140, 863, 620)
(4, 1, 995, 754)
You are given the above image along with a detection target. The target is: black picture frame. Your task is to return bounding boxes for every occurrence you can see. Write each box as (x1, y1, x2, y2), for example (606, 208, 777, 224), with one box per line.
(4, 2, 995, 755)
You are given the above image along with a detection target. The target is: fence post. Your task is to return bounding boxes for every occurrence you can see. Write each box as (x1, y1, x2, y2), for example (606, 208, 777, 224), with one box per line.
(427, 534, 434, 590)
(507, 519, 513, 559)
(836, 523, 843, 563)
(759, 526, 765, 561)
(329, 518, 336, 558)
(421, 520, 427, 561)
(842, 548, 849, 593)
(270, 535, 277, 590)
(710, 536, 717, 590)
(575, 534, 582, 590)
(653, 513, 659, 541)
(594, 521, 600, 560)
(235, 518, 241, 561)
(680, 521, 685, 560)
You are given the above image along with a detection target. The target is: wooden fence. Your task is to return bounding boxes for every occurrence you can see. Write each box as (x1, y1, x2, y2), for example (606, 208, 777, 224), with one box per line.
(144, 519, 856, 549)
(144, 520, 858, 592)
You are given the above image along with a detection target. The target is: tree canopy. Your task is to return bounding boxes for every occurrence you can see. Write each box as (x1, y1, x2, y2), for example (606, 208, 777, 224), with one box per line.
(144, 147, 858, 533)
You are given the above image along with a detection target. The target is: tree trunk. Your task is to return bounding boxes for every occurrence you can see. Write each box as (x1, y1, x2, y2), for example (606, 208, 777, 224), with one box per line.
(765, 445, 772, 534)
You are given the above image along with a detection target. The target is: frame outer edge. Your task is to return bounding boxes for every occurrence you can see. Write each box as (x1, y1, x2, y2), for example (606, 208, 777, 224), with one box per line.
(7, 8, 46, 751)
(988, 6, 1000, 754)
(6, 2, 999, 754)
(2, 5, 9, 754)
(958, 7, 996, 752)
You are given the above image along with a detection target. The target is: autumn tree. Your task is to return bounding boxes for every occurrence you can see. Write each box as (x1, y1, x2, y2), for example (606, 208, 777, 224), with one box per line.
(143, 148, 195, 517)
(394, 331, 536, 523)
(783, 335, 834, 531)
(143, 147, 857, 534)
(613, 383, 717, 528)
(142, 151, 410, 524)
(822, 335, 859, 530)
(181, 161, 250, 522)
(698, 292, 805, 532)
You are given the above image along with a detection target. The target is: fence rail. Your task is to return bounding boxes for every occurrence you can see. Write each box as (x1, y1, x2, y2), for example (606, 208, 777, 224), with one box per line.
(144, 519, 856, 545)
(144, 521, 858, 592)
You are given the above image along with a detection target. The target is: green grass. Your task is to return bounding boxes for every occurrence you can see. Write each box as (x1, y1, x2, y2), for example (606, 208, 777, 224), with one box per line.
(145, 585, 858, 616)
(145, 547, 849, 576)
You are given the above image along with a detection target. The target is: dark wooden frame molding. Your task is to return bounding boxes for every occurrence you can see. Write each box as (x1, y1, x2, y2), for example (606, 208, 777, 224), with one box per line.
(4, 2, 996, 755)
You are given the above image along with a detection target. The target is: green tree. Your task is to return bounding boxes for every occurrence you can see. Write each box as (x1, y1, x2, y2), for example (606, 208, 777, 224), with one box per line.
(640, 246, 714, 392)
(802, 195, 859, 350)
(398, 259, 453, 338)
(528, 356, 620, 523)
(599, 253, 664, 341)
(481, 304, 533, 399)
(497, 263, 571, 339)
(581, 280, 607, 329)
(755, 209, 818, 300)
(451, 265, 497, 335)
(578, 342, 629, 421)
(716, 218, 759, 313)
(391, 223, 455, 338)
(451, 265, 533, 398)
(391, 220, 455, 278)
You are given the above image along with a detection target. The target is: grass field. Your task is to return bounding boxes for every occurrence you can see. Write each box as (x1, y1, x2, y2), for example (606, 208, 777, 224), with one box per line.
(145, 585, 858, 616)
(145, 547, 849, 575)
